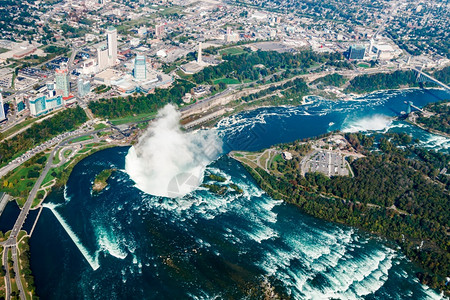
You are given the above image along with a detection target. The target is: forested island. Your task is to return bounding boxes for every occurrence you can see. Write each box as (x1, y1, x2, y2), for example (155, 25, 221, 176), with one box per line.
(92, 169, 116, 193)
(416, 100, 450, 135)
(232, 132, 450, 295)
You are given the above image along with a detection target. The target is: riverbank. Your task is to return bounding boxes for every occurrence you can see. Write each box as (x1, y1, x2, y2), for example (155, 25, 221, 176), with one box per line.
(230, 132, 450, 296)
(181, 86, 449, 131)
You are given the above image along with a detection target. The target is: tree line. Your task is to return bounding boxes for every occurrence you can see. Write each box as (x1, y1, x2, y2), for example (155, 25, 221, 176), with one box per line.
(88, 80, 195, 119)
(345, 70, 418, 94)
(240, 132, 450, 295)
(0, 106, 87, 166)
(193, 50, 344, 84)
(417, 100, 450, 134)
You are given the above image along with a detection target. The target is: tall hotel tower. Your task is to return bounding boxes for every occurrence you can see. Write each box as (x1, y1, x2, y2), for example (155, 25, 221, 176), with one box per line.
(106, 26, 118, 66)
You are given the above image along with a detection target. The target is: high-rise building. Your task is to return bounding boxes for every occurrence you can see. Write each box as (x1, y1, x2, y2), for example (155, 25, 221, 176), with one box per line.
(30, 95, 46, 116)
(0, 93, 6, 121)
(155, 24, 164, 38)
(29, 94, 63, 116)
(134, 55, 147, 81)
(46, 81, 56, 97)
(226, 27, 239, 42)
(55, 64, 70, 98)
(348, 45, 365, 60)
(106, 26, 118, 66)
(77, 78, 91, 97)
(368, 39, 374, 54)
(97, 45, 109, 71)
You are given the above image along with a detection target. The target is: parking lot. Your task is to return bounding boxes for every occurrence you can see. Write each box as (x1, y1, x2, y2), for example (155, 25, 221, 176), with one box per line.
(303, 150, 350, 177)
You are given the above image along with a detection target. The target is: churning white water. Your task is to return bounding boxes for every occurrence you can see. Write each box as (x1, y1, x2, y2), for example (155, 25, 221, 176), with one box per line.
(343, 114, 393, 133)
(125, 105, 222, 198)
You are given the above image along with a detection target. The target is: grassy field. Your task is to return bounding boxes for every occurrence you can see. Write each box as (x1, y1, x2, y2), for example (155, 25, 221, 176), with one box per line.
(69, 135, 94, 144)
(2, 153, 49, 207)
(94, 123, 108, 130)
(110, 112, 157, 126)
(1, 117, 40, 139)
(0, 47, 8, 54)
(156, 5, 183, 16)
(53, 149, 61, 165)
(63, 149, 72, 158)
(357, 63, 371, 68)
(219, 47, 245, 56)
(213, 78, 240, 85)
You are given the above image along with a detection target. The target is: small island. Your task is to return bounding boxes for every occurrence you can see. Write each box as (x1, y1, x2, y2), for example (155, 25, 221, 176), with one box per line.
(92, 169, 116, 193)
(202, 173, 244, 195)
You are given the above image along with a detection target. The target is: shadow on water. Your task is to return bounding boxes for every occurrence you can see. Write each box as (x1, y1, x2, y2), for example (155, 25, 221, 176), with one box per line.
(0, 201, 20, 232)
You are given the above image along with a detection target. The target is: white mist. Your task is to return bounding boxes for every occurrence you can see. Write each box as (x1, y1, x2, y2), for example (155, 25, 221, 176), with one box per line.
(343, 114, 393, 133)
(125, 105, 222, 198)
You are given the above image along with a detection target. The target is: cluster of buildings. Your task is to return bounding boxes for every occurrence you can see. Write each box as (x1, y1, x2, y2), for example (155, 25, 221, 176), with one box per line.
(0, 0, 448, 126)
(29, 64, 74, 116)
(347, 40, 400, 61)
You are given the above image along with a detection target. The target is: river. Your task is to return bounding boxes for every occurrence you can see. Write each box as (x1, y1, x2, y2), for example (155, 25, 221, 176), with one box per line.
(27, 88, 449, 299)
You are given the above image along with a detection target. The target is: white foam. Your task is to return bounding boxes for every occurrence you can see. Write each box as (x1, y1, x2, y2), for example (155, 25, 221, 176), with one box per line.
(96, 227, 128, 260)
(342, 114, 393, 133)
(125, 105, 222, 198)
(44, 203, 100, 270)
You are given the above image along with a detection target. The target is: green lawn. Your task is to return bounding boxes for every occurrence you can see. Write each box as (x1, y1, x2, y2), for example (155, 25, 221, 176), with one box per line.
(94, 123, 108, 130)
(1, 117, 41, 139)
(357, 63, 371, 68)
(219, 47, 245, 56)
(0, 48, 8, 54)
(2, 153, 49, 206)
(69, 135, 94, 144)
(213, 78, 240, 85)
(63, 149, 72, 158)
(273, 154, 283, 163)
(53, 149, 61, 165)
(32, 191, 45, 208)
(110, 112, 157, 126)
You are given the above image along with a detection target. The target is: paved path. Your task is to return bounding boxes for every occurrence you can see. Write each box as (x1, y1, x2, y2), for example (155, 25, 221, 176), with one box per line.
(11, 246, 24, 299)
(0, 129, 106, 299)
(2, 247, 10, 300)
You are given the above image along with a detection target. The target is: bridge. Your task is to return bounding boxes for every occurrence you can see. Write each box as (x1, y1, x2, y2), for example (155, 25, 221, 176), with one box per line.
(411, 67, 450, 91)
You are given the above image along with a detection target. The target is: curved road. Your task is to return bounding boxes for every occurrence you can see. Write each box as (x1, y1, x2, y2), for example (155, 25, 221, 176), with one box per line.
(0, 128, 106, 299)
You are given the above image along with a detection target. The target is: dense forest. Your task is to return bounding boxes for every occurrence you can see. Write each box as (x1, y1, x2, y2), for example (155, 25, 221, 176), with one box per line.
(192, 50, 345, 84)
(417, 100, 450, 134)
(89, 80, 195, 119)
(239, 132, 450, 295)
(344, 70, 418, 94)
(433, 66, 450, 85)
(241, 78, 308, 103)
(311, 73, 347, 87)
(345, 67, 449, 94)
(0, 106, 87, 166)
